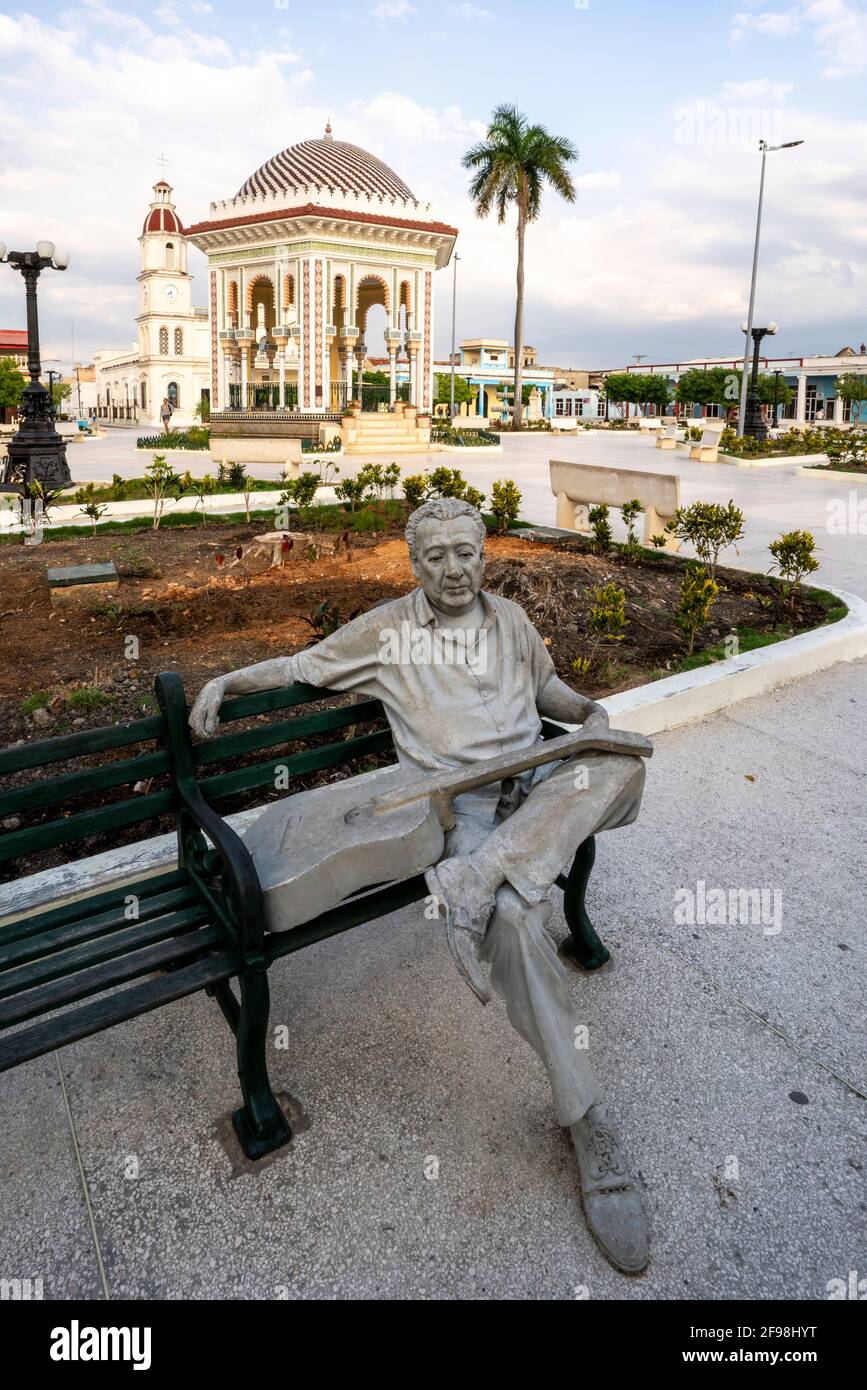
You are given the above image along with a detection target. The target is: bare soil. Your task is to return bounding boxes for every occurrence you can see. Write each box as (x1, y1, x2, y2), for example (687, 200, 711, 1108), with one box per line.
(0, 519, 830, 879)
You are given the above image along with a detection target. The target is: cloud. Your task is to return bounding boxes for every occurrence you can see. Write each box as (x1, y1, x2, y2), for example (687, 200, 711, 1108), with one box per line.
(447, 3, 494, 19)
(1, 4, 865, 370)
(731, 1, 867, 76)
(573, 171, 622, 190)
(371, 0, 415, 19)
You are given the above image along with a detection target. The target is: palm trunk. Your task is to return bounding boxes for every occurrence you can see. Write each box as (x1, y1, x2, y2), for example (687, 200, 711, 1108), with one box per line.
(512, 202, 526, 431)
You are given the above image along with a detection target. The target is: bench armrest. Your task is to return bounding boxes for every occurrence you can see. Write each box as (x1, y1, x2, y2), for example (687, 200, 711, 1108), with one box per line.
(155, 672, 266, 965)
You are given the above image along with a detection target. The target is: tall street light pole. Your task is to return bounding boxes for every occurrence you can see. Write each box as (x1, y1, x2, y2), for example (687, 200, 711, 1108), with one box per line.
(0, 240, 72, 493)
(450, 251, 460, 420)
(737, 138, 804, 438)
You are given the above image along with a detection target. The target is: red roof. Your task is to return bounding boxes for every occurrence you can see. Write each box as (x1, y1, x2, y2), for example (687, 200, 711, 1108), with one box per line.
(186, 200, 458, 238)
(0, 329, 27, 351)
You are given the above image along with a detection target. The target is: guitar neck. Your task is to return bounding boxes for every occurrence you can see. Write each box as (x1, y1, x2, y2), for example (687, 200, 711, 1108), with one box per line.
(360, 726, 653, 828)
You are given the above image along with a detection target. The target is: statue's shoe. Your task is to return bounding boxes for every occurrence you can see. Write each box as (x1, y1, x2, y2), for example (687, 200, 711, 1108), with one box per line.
(424, 857, 494, 1005)
(570, 1105, 650, 1275)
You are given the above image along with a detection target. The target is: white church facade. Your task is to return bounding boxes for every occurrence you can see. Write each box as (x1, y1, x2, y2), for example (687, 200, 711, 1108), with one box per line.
(93, 182, 210, 429)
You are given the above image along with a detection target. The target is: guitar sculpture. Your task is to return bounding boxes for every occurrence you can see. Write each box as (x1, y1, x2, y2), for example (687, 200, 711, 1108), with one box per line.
(243, 725, 653, 937)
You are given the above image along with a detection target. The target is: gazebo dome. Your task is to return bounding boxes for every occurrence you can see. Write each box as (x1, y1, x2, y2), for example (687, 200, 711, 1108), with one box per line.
(236, 126, 417, 204)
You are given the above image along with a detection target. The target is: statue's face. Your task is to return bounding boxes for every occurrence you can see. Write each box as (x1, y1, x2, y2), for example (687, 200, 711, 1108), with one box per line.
(411, 516, 485, 616)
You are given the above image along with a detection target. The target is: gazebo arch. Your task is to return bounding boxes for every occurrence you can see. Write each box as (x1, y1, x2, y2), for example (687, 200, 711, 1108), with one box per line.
(356, 273, 389, 326)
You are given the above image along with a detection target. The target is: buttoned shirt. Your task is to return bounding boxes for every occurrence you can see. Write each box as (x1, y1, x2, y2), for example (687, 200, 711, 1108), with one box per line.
(288, 587, 557, 819)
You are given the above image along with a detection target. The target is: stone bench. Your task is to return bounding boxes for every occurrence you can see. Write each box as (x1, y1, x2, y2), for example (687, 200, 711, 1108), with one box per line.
(550, 458, 681, 552)
(688, 420, 726, 463)
(655, 417, 680, 450)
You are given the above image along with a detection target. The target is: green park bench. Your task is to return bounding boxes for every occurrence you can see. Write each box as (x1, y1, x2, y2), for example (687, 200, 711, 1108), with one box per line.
(0, 672, 609, 1159)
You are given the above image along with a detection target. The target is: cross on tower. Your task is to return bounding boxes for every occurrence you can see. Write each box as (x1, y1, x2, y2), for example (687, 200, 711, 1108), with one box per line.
(156, 153, 170, 175)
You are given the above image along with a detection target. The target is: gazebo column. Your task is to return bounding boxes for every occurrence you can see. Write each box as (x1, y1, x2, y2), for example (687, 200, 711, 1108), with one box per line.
(385, 329, 401, 406)
(339, 326, 359, 407)
(407, 332, 422, 406)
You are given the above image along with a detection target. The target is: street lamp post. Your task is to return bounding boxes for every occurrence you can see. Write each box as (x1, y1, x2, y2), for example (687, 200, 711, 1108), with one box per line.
(737, 139, 804, 438)
(0, 241, 72, 493)
(741, 321, 777, 441)
(449, 252, 460, 420)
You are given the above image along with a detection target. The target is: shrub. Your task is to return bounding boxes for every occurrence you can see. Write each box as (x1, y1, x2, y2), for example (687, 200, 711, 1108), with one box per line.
(671, 500, 745, 579)
(588, 582, 627, 643)
(620, 498, 644, 559)
(402, 474, 427, 509)
(588, 503, 613, 553)
(136, 429, 210, 450)
(143, 453, 181, 530)
(74, 483, 109, 536)
(768, 530, 820, 608)
(676, 564, 719, 655)
(427, 466, 471, 498)
(430, 425, 500, 446)
(335, 477, 373, 512)
(490, 479, 522, 533)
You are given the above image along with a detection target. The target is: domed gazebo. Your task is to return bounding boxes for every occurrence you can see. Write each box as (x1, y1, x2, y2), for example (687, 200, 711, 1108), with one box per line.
(186, 125, 458, 459)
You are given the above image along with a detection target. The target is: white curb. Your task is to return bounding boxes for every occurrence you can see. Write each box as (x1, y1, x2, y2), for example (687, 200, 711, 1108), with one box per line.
(796, 466, 867, 483)
(1, 585, 864, 923)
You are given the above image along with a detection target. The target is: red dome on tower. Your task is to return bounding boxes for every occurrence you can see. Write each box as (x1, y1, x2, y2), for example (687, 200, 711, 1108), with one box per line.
(142, 181, 184, 235)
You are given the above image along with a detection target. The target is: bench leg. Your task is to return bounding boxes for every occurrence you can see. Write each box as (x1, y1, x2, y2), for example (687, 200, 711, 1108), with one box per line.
(232, 967, 292, 1160)
(559, 836, 611, 971)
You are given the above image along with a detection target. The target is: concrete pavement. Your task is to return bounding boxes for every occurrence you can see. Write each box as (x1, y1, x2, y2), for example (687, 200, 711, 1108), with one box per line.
(1, 427, 864, 1300)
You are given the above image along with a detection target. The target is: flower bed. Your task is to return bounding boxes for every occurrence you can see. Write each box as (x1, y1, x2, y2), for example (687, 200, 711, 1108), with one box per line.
(136, 428, 211, 450)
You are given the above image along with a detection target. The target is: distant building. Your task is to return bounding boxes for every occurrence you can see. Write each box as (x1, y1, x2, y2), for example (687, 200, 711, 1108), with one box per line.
(0, 329, 28, 369)
(93, 182, 210, 428)
(598, 348, 867, 424)
(67, 364, 97, 418)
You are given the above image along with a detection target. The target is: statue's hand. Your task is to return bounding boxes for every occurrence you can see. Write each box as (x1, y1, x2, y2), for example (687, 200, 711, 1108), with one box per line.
(582, 704, 610, 734)
(189, 677, 227, 739)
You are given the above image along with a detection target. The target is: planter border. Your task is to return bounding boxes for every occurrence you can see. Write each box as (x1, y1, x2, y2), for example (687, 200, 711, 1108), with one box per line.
(797, 466, 867, 482)
(1, 584, 863, 924)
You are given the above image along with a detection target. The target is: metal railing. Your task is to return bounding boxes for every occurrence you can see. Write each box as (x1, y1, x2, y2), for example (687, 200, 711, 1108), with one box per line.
(224, 381, 412, 413)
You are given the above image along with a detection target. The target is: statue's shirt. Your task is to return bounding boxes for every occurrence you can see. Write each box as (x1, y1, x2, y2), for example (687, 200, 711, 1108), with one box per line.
(289, 587, 557, 819)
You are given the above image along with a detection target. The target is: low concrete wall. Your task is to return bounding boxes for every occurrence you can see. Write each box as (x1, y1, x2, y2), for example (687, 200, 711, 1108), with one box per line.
(550, 457, 681, 551)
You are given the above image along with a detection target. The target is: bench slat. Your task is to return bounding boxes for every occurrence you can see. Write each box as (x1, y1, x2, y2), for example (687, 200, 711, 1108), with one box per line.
(0, 748, 172, 819)
(0, 904, 209, 1000)
(193, 698, 385, 768)
(0, 868, 189, 941)
(0, 884, 203, 969)
(0, 715, 164, 776)
(0, 948, 238, 1073)
(0, 787, 176, 864)
(199, 728, 394, 801)
(217, 682, 332, 722)
(0, 924, 230, 1029)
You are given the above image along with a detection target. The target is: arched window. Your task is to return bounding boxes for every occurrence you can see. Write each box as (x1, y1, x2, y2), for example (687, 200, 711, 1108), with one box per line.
(167, 382, 179, 408)
(159, 326, 169, 355)
(165, 242, 176, 270)
(174, 327, 183, 355)
(140, 379, 147, 410)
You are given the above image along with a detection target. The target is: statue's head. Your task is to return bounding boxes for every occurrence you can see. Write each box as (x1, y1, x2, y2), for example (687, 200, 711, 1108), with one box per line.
(405, 497, 486, 617)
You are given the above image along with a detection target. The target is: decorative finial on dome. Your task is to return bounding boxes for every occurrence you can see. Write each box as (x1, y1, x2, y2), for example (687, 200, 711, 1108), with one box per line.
(324, 119, 333, 139)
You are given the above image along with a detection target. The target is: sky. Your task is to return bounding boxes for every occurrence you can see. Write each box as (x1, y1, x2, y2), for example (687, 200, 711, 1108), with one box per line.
(1, 0, 866, 372)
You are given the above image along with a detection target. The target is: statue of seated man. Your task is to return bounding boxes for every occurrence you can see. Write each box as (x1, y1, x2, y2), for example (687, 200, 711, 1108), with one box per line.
(190, 497, 649, 1274)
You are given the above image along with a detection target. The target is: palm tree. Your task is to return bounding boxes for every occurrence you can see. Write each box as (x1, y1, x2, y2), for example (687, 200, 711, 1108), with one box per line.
(462, 105, 578, 431)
